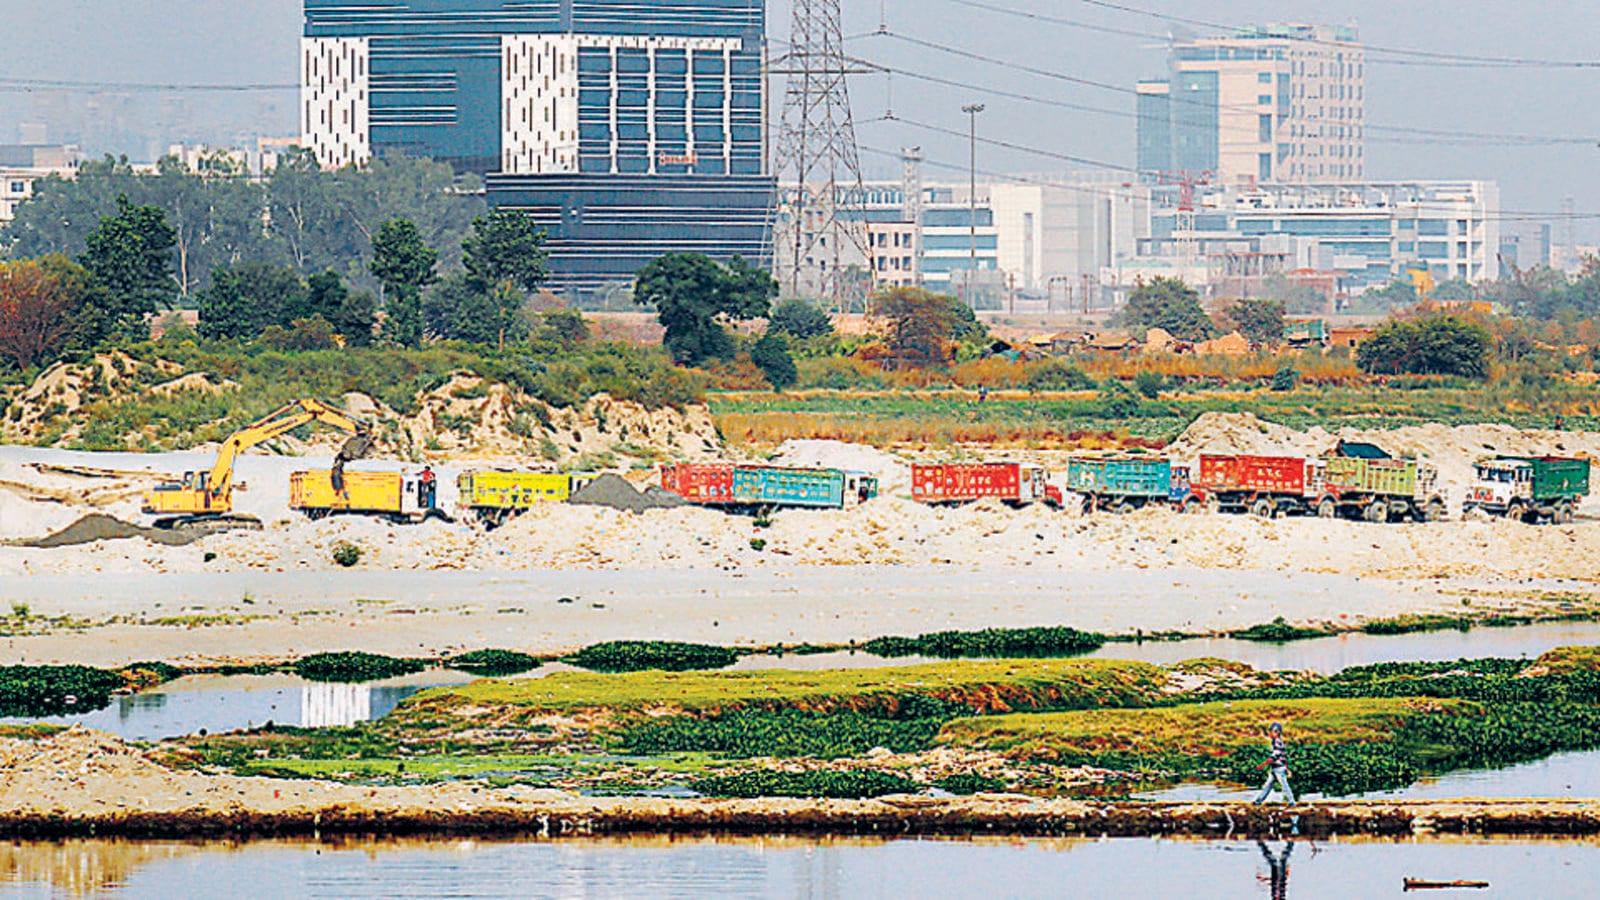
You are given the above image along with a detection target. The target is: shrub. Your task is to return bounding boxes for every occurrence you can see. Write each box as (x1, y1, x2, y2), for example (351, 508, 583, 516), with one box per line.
(1271, 366, 1300, 392)
(294, 652, 425, 683)
(861, 627, 1106, 659)
(750, 333, 798, 391)
(566, 640, 739, 673)
(1230, 617, 1328, 643)
(332, 542, 363, 568)
(1133, 370, 1165, 399)
(447, 649, 543, 676)
(768, 298, 834, 340)
(1024, 358, 1094, 391)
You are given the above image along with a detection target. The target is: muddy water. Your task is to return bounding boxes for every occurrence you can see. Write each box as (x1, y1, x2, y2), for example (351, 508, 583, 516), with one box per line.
(0, 671, 473, 741)
(0, 835, 1595, 899)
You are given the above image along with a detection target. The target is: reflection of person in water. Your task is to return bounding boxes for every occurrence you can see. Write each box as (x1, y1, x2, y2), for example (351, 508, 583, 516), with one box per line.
(1257, 840, 1293, 900)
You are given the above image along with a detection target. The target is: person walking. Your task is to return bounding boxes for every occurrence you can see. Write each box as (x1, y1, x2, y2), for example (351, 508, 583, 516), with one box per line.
(1253, 722, 1295, 805)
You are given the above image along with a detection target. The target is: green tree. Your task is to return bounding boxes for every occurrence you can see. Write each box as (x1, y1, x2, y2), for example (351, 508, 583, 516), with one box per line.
(1357, 316, 1493, 378)
(751, 333, 799, 390)
(305, 271, 377, 347)
(634, 254, 777, 366)
(533, 309, 590, 352)
(1121, 277, 1216, 342)
(463, 210, 547, 294)
(875, 286, 968, 367)
(423, 271, 528, 345)
(768, 298, 834, 340)
(196, 262, 308, 340)
(370, 218, 437, 348)
(1221, 298, 1286, 346)
(77, 195, 178, 344)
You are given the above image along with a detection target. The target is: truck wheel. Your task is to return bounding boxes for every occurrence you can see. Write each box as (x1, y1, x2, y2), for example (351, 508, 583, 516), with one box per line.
(1080, 496, 1095, 517)
(1559, 503, 1577, 525)
(1424, 499, 1447, 523)
(1363, 501, 1387, 523)
(1250, 499, 1275, 519)
(1206, 496, 1223, 516)
(1462, 505, 1486, 522)
(1317, 498, 1337, 520)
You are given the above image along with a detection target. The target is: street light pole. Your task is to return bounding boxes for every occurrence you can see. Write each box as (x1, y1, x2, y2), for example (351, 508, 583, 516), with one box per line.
(962, 103, 985, 310)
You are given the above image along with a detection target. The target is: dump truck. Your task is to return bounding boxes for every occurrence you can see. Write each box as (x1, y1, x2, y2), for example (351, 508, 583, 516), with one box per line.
(1198, 454, 1325, 517)
(661, 464, 878, 513)
(1065, 457, 1202, 513)
(1463, 456, 1590, 524)
(1318, 441, 1445, 523)
(911, 463, 1051, 506)
(290, 470, 452, 524)
(456, 471, 599, 526)
(142, 398, 369, 533)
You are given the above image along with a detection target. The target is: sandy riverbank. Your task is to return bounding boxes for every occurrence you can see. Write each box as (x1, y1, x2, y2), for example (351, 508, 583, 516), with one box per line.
(0, 566, 1572, 668)
(2, 730, 1598, 841)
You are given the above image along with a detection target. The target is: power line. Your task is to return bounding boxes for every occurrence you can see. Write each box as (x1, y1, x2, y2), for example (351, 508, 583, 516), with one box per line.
(861, 30, 1600, 145)
(0, 76, 296, 93)
(1075, 0, 1600, 69)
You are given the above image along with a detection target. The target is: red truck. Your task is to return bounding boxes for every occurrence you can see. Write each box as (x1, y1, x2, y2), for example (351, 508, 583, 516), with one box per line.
(1197, 454, 1323, 517)
(912, 463, 1052, 507)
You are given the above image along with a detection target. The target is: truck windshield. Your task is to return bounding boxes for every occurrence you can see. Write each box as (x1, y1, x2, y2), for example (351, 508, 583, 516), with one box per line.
(1477, 467, 1517, 483)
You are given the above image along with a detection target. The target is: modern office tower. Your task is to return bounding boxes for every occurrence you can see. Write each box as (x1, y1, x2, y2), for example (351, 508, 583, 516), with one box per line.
(302, 1, 775, 297)
(1138, 23, 1365, 185)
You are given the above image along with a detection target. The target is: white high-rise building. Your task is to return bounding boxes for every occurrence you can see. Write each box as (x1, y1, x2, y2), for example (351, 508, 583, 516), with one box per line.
(1138, 23, 1365, 185)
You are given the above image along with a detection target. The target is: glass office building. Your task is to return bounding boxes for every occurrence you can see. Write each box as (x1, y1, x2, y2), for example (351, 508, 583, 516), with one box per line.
(302, 1, 775, 296)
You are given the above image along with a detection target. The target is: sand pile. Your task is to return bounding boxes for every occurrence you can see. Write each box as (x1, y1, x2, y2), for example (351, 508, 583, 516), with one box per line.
(569, 474, 684, 513)
(768, 440, 912, 493)
(7, 514, 202, 548)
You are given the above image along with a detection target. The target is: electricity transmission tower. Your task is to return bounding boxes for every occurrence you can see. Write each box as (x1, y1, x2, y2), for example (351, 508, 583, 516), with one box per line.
(772, 0, 873, 307)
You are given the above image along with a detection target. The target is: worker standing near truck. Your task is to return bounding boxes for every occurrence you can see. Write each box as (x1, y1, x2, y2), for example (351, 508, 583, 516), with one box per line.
(1253, 722, 1296, 805)
(419, 465, 438, 510)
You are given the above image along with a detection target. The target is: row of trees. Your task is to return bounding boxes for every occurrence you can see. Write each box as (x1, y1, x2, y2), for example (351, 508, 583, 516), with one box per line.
(3, 151, 483, 298)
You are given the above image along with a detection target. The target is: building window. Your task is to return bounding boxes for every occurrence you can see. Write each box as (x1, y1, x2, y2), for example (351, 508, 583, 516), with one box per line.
(1259, 153, 1272, 182)
(1258, 95, 1273, 105)
(1259, 115, 1273, 143)
(1258, 72, 1273, 84)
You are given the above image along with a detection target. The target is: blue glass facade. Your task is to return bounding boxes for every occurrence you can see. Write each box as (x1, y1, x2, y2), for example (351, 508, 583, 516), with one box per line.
(306, 0, 776, 296)
(487, 173, 774, 294)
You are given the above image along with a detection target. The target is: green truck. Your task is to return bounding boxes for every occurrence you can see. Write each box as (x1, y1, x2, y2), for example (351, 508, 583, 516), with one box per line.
(1320, 442, 1447, 523)
(1463, 456, 1591, 524)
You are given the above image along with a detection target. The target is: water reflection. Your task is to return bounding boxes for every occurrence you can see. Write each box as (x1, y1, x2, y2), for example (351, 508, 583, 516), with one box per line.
(0, 672, 473, 741)
(0, 836, 1591, 899)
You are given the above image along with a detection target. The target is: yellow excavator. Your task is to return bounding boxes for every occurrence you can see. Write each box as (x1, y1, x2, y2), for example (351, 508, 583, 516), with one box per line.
(142, 398, 372, 532)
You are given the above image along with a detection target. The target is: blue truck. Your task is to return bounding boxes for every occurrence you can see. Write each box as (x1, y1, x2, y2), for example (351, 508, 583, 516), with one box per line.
(1064, 457, 1203, 514)
(663, 464, 879, 513)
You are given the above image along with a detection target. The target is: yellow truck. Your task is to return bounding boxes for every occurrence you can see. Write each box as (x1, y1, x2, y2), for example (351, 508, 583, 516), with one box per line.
(143, 398, 369, 532)
(457, 471, 600, 526)
(290, 470, 451, 524)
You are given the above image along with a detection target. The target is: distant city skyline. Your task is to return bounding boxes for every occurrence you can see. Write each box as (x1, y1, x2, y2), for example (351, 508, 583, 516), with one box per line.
(2, 0, 1597, 244)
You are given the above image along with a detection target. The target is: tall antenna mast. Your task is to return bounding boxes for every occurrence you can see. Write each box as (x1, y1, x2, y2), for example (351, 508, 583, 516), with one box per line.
(773, 0, 872, 306)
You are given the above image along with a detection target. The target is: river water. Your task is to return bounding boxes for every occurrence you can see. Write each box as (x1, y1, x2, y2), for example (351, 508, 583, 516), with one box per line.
(0, 835, 1594, 899)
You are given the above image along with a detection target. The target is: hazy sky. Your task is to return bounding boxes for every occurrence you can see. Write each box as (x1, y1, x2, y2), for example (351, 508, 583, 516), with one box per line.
(3, 0, 1596, 240)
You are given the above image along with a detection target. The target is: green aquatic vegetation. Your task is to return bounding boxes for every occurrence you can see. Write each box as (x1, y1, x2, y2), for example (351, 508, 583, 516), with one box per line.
(618, 708, 948, 759)
(293, 652, 425, 683)
(862, 626, 1106, 660)
(447, 649, 542, 676)
(1230, 618, 1330, 643)
(0, 665, 129, 718)
(565, 641, 739, 673)
(692, 769, 920, 800)
(1360, 614, 1473, 636)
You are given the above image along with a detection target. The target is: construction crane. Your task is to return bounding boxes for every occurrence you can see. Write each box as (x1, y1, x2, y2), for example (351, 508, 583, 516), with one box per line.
(142, 399, 371, 532)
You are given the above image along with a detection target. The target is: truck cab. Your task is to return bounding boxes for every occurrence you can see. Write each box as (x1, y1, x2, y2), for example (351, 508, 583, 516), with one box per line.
(843, 472, 880, 507)
(1468, 460, 1532, 514)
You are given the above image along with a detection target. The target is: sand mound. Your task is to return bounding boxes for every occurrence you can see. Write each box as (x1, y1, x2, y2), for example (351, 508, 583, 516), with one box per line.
(9, 514, 203, 548)
(570, 474, 684, 513)
(769, 440, 911, 493)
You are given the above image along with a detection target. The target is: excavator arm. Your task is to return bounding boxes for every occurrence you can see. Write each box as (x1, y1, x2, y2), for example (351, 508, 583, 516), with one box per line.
(202, 399, 365, 504)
